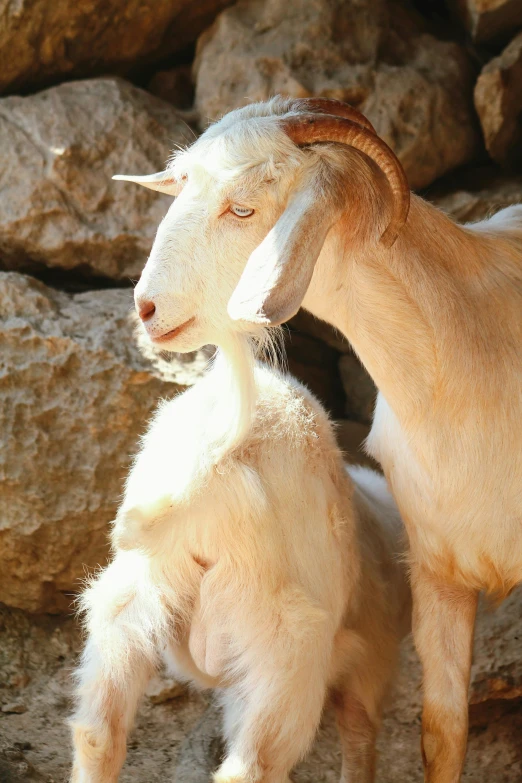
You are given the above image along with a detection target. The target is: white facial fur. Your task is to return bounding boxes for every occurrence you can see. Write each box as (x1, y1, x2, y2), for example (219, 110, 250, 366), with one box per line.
(132, 108, 306, 352)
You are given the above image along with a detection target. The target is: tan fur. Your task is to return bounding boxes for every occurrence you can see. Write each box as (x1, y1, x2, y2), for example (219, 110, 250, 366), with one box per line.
(70, 346, 410, 782)
(301, 171, 522, 782)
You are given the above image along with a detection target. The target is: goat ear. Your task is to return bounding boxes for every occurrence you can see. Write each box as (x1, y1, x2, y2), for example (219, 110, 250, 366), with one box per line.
(227, 186, 339, 326)
(112, 171, 181, 196)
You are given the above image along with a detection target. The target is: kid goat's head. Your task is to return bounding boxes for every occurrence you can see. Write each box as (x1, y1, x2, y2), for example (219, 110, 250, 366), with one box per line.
(114, 96, 410, 352)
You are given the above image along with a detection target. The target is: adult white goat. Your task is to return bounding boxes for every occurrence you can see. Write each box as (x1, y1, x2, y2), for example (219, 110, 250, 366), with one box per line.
(70, 336, 411, 783)
(114, 96, 522, 782)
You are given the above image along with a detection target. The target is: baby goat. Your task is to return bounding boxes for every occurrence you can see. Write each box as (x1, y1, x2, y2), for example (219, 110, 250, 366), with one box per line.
(70, 338, 410, 783)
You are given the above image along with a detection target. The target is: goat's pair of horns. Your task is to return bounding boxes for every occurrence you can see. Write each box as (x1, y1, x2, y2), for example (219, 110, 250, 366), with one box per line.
(284, 98, 410, 247)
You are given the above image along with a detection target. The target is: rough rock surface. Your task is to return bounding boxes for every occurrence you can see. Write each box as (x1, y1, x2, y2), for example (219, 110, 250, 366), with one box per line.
(474, 31, 522, 168)
(148, 65, 195, 109)
(289, 310, 351, 354)
(0, 0, 233, 95)
(1, 588, 521, 781)
(335, 420, 378, 470)
(194, 0, 479, 189)
(0, 78, 194, 281)
(285, 318, 346, 418)
(451, 0, 522, 44)
(339, 352, 377, 425)
(426, 165, 522, 224)
(0, 272, 209, 613)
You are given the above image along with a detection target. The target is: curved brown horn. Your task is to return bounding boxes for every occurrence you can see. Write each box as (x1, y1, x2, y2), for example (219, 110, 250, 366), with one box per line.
(291, 97, 377, 135)
(282, 113, 410, 247)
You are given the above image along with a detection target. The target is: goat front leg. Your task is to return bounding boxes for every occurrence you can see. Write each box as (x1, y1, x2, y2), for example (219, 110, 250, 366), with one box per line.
(412, 564, 478, 783)
(70, 552, 168, 782)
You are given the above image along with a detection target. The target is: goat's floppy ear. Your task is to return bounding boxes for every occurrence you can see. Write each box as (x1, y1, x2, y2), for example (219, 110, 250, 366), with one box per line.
(228, 186, 340, 326)
(112, 170, 181, 196)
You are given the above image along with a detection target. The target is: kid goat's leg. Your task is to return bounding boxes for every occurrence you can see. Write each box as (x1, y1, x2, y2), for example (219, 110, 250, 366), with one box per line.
(412, 564, 478, 783)
(333, 691, 377, 783)
(70, 637, 152, 783)
(70, 552, 168, 783)
(332, 628, 400, 783)
(215, 592, 332, 783)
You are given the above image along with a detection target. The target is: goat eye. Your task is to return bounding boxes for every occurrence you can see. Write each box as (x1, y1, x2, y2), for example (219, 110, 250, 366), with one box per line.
(230, 204, 254, 218)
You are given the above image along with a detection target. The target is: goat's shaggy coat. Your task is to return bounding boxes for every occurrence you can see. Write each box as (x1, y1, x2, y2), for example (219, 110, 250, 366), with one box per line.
(70, 340, 410, 783)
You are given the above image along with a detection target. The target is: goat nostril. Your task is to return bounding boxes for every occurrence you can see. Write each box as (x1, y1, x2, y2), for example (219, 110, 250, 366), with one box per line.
(137, 300, 156, 322)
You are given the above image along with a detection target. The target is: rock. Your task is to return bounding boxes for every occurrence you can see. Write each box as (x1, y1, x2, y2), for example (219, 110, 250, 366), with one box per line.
(284, 323, 346, 418)
(194, 0, 479, 189)
(471, 587, 522, 706)
(334, 420, 379, 470)
(289, 310, 351, 354)
(1, 703, 27, 715)
(174, 701, 224, 782)
(339, 352, 377, 425)
(474, 31, 522, 168)
(148, 65, 195, 110)
(450, 0, 522, 44)
(0, 0, 233, 95)
(146, 675, 187, 704)
(0, 755, 45, 783)
(0, 78, 194, 281)
(0, 272, 209, 613)
(426, 165, 522, 224)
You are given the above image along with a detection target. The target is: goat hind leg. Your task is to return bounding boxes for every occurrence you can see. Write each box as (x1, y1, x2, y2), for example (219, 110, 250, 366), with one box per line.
(412, 565, 478, 783)
(69, 554, 167, 782)
(70, 636, 153, 783)
(217, 682, 321, 783)
(333, 690, 377, 783)
(215, 602, 331, 782)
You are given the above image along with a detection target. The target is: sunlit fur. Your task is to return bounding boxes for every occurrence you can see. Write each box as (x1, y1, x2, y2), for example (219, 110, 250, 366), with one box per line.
(70, 336, 411, 783)
(118, 97, 522, 782)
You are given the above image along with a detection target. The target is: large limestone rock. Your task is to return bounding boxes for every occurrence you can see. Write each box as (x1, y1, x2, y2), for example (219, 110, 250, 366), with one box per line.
(0, 272, 208, 613)
(0, 78, 193, 281)
(0, 0, 233, 95)
(426, 165, 522, 224)
(474, 31, 522, 168)
(194, 0, 479, 189)
(450, 0, 522, 44)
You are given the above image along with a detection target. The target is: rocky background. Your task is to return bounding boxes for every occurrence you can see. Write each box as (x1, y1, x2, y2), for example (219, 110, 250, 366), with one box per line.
(0, 0, 521, 780)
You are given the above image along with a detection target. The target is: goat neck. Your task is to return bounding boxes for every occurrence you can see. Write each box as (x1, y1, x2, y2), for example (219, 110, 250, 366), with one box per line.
(303, 194, 522, 433)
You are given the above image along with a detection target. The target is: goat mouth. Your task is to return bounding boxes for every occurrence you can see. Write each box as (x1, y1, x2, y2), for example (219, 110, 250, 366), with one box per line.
(152, 317, 196, 343)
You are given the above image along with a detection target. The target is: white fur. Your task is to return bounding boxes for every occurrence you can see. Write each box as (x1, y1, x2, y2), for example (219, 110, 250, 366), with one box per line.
(70, 339, 410, 783)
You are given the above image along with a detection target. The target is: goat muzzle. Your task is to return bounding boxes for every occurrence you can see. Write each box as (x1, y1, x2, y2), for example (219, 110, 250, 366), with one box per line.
(136, 298, 156, 322)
